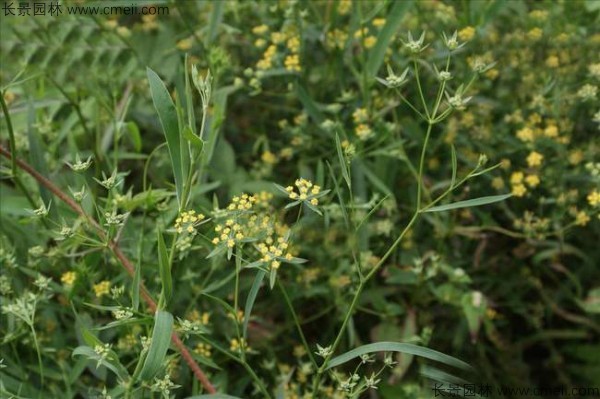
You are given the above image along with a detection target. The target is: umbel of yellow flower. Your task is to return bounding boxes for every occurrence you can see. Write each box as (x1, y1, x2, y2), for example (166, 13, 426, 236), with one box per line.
(93, 280, 111, 298)
(526, 151, 544, 167)
(276, 178, 329, 215)
(174, 210, 205, 234)
(588, 190, 600, 207)
(61, 271, 76, 287)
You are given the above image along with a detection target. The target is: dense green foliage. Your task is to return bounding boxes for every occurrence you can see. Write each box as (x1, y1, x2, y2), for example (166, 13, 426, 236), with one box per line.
(1, 1, 599, 398)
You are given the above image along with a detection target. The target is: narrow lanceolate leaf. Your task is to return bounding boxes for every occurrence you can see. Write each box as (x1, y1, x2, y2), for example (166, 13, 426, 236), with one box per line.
(325, 342, 472, 371)
(243, 270, 266, 340)
(335, 133, 351, 190)
(140, 310, 174, 380)
(366, 0, 415, 78)
(157, 229, 172, 305)
(147, 67, 185, 206)
(450, 144, 457, 189)
(423, 194, 512, 213)
(132, 257, 141, 312)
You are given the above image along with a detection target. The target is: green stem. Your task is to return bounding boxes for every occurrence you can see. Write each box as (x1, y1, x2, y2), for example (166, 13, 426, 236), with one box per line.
(277, 280, 318, 368)
(413, 60, 430, 119)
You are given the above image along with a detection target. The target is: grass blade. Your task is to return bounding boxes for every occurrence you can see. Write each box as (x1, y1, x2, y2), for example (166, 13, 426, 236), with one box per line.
(243, 270, 266, 340)
(335, 133, 351, 190)
(140, 310, 174, 380)
(325, 341, 472, 371)
(450, 144, 457, 189)
(366, 0, 415, 78)
(423, 194, 512, 213)
(147, 67, 185, 206)
(157, 229, 172, 306)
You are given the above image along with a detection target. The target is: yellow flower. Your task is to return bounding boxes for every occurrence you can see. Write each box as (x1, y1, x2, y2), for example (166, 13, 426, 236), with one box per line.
(230, 338, 248, 352)
(491, 177, 505, 190)
(363, 36, 377, 48)
(525, 174, 540, 188)
(510, 171, 524, 185)
(61, 271, 76, 287)
(373, 18, 386, 28)
(458, 26, 475, 41)
(526, 151, 544, 167)
(284, 54, 301, 72)
(93, 280, 111, 298)
(338, 0, 352, 15)
(575, 211, 590, 226)
(545, 55, 559, 68)
(568, 150, 584, 165)
(176, 38, 193, 51)
(194, 343, 212, 357)
(261, 150, 278, 165)
(588, 190, 600, 207)
(512, 184, 527, 197)
(252, 24, 269, 35)
(527, 28, 543, 40)
(355, 124, 372, 140)
(287, 36, 301, 53)
(516, 126, 534, 142)
(352, 107, 368, 124)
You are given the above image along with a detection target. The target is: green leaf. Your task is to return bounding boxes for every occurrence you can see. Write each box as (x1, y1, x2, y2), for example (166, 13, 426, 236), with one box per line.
(296, 84, 324, 124)
(157, 229, 172, 306)
(335, 133, 351, 190)
(207, 1, 225, 45)
(325, 342, 472, 371)
(140, 310, 174, 380)
(366, 0, 415, 78)
(243, 270, 266, 340)
(132, 258, 141, 312)
(186, 395, 245, 399)
(450, 144, 457, 189)
(183, 125, 204, 150)
(422, 194, 512, 213)
(124, 121, 142, 152)
(147, 67, 185, 206)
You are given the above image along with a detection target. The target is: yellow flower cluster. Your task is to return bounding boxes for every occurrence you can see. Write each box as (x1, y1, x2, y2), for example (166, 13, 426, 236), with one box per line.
(230, 338, 248, 352)
(226, 193, 257, 211)
(93, 280, 111, 298)
(212, 219, 246, 248)
(175, 210, 205, 234)
(61, 271, 76, 287)
(526, 151, 544, 167)
(459, 26, 476, 41)
(257, 236, 292, 270)
(257, 44, 277, 70)
(284, 54, 301, 72)
(326, 29, 348, 50)
(194, 343, 212, 358)
(510, 171, 540, 197)
(588, 190, 600, 207)
(286, 178, 321, 205)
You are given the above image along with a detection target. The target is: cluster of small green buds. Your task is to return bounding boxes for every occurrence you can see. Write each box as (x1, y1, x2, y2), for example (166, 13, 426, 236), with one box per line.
(445, 85, 472, 110)
(33, 274, 52, 291)
(472, 58, 497, 74)
(57, 225, 74, 240)
(151, 373, 179, 396)
(69, 186, 87, 202)
(192, 65, 212, 109)
(112, 307, 133, 320)
(31, 202, 50, 217)
(174, 210, 206, 234)
(93, 343, 112, 368)
(94, 169, 121, 190)
(402, 31, 429, 54)
(66, 154, 93, 172)
(442, 30, 466, 51)
(378, 64, 410, 88)
(364, 373, 381, 390)
(315, 344, 333, 358)
(104, 210, 129, 227)
(433, 64, 452, 82)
